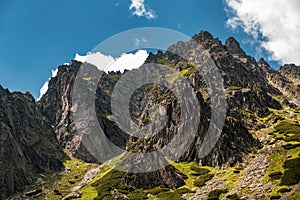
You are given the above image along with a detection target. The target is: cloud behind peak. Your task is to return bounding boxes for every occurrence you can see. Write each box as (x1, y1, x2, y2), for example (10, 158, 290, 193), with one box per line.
(225, 0, 300, 65)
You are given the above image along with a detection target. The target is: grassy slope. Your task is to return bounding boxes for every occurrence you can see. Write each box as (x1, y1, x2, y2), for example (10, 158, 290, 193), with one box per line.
(21, 98, 300, 200)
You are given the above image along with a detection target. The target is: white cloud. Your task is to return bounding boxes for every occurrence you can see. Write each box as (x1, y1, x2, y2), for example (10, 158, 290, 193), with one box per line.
(129, 0, 156, 19)
(226, 16, 242, 31)
(74, 50, 149, 73)
(38, 81, 49, 101)
(75, 52, 115, 69)
(38, 68, 59, 100)
(225, 0, 300, 65)
(51, 68, 58, 77)
(109, 50, 149, 72)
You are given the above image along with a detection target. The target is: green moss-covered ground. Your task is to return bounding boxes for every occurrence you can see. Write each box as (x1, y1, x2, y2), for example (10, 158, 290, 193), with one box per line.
(20, 100, 300, 200)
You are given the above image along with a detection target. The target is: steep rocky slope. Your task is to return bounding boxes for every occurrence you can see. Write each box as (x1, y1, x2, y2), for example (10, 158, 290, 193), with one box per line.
(38, 61, 98, 163)
(0, 86, 65, 199)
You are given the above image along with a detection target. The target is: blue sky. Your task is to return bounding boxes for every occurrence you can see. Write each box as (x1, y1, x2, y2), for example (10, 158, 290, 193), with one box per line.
(1, 0, 297, 98)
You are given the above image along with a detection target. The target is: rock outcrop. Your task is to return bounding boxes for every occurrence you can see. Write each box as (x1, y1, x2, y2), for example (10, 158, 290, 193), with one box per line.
(38, 61, 97, 162)
(279, 64, 300, 83)
(258, 59, 300, 105)
(0, 86, 65, 199)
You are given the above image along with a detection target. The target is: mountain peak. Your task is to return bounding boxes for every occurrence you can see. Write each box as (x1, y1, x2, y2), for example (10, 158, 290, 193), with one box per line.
(0, 85, 9, 97)
(257, 58, 274, 74)
(225, 37, 246, 56)
(257, 58, 271, 67)
(281, 63, 299, 70)
(192, 30, 214, 43)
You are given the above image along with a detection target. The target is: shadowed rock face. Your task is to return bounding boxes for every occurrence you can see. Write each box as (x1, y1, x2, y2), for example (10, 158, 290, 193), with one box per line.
(0, 86, 65, 199)
(38, 61, 112, 163)
(279, 64, 300, 83)
(278, 64, 300, 105)
(225, 37, 246, 57)
(38, 61, 80, 147)
(257, 59, 300, 106)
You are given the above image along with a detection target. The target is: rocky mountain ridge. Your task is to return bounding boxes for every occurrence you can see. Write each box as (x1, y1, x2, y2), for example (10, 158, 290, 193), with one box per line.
(0, 30, 299, 199)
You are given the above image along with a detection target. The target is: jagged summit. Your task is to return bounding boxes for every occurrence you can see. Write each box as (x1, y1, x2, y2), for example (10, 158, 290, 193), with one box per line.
(225, 37, 246, 57)
(192, 30, 214, 43)
(257, 57, 269, 65)
(0, 85, 9, 96)
(192, 31, 246, 58)
(257, 57, 273, 72)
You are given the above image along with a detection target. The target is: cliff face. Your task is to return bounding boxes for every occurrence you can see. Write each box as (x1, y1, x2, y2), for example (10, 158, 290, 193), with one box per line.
(0, 86, 65, 199)
(38, 61, 98, 163)
(38, 62, 79, 147)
